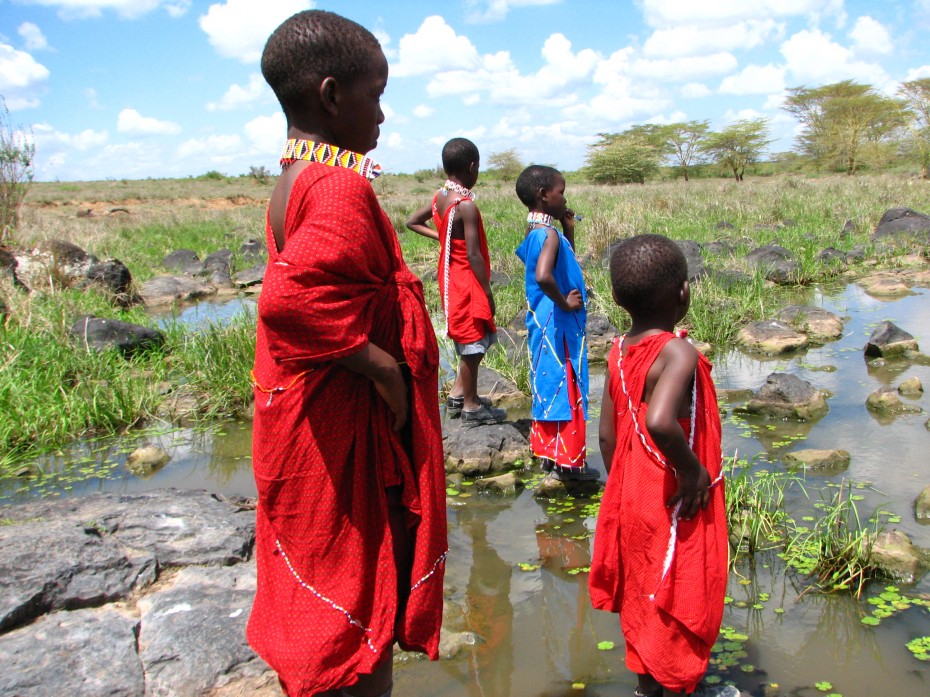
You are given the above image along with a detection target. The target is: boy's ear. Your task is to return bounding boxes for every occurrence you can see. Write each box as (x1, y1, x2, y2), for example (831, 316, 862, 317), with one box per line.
(680, 279, 690, 305)
(319, 76, 339, 116)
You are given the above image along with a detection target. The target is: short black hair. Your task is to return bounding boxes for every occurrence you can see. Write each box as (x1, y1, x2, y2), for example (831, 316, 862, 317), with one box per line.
(609, 234, 687, 316)
(441, 138, 479, 177)
(261, 10, 381, 119)
(515, 165, 561, 208)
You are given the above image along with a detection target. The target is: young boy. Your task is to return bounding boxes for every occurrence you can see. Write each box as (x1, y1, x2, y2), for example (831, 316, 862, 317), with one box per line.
(249, 11, 447, 697)
(514, 165, 597, 481)
(588, 234, 733, 697)
(406, 138, 506, 426)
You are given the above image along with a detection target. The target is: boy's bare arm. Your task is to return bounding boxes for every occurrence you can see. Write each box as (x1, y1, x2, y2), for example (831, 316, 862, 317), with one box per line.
(405, 203, 439, 240)
(644, 338, 710, 519)
(598, 370, 616, 473)
(335, 342, 408, 431)
(536, 229, 583, 311)
(460, 202, 495, 316)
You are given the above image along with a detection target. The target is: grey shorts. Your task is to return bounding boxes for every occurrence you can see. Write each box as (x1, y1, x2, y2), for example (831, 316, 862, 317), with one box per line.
(454, 331, 498, 356)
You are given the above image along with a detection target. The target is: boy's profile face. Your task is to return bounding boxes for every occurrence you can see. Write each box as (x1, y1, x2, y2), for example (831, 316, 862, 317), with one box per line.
(331, 46, 388, 154)
(540, 174, 567, 218)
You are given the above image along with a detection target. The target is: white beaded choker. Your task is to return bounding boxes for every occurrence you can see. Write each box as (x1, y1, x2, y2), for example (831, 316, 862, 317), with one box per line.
(441, 179, 476, 200)
(527, 211, 553, 227)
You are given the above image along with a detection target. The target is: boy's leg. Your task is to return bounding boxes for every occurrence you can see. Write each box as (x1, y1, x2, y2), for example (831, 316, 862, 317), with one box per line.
(458, 353, 483, 411)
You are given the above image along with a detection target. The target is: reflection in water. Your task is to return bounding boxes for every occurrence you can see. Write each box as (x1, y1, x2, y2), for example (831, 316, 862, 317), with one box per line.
(4, 283, 930, 696)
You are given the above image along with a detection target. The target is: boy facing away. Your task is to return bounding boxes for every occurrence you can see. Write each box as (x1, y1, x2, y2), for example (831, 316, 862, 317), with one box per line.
(406, 138, 506, 426)
(514, 165, 597, 481)
(249, 10, 446, 697)
(588, 234, 733, 697)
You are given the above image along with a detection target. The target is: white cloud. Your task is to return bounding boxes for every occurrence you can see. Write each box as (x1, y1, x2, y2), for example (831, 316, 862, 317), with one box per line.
(372, 28, 395, 59)
(413, 104, 434, 118)
(29, 1, 188, 20)
(681, 82, 711, 98)
(0, 43, 50, 109)
(426, 32, 597, 106)
(199, 0, 313, 63)
(905, 65, 930, 81)
(719, 64, 786, 95)
(780, 28, 889, 86)
(84, 87, 101, 109)
(643, 19, 781, 58)
(465, 0, 561, 23)
(391, 16, 481, 78)
(383, 132, 403, 149)
(32, 122, 109, 151)
(631, 52, 738, 81)
(206, 73, 269, 111)
(18, 23, 49, 51)
(177, 134, 243, 161)
(244, 111, 285, 153)
(849, 16, 891, 56)
(117, 108, 182, 135)
(640, 0, 846, 29)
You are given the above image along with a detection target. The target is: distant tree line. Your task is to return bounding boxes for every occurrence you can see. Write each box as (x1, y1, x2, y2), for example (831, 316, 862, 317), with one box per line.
(583, 78, 930, 183)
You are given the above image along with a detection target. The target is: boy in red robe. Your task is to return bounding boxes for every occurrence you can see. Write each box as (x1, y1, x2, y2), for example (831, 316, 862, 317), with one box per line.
(248, 11, 446, 697)
(406, 138, 506, 426)
(588, 235, 733, 697)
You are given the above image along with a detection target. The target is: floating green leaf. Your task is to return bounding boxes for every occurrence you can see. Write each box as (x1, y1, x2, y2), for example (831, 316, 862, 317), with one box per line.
(596, 640, 615, 651)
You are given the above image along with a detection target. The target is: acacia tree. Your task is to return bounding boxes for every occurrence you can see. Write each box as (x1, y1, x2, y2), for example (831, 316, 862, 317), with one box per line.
(783, 80, 906, 174)
(0, 99, 35, 245)
(662, 120, 710, 181)
(486, 148, 523, 181)
(584, 130, 663, 184)
(898, 78, 930, 179)
(703, 119, 770, 182)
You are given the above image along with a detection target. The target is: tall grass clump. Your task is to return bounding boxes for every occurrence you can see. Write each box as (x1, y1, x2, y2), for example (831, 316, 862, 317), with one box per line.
(725, 456, 800, 562)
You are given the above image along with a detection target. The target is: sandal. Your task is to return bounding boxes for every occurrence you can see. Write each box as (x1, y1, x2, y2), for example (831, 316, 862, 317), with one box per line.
(461, 403, 507, 427)
(552, 464, 600, 482)
(446, 395, 492, 418)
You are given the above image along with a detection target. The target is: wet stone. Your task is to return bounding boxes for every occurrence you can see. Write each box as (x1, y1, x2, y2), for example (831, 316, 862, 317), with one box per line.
(915, 485, 930, 521)
(473, 472, 525, 496)
(859, 273, 912, 297)
(125, 445, 171, 479)
(870, 530, 923, 583)
(864, 320, 919, 357)
(871, 207, 930, 245)
(69, 314, 165, 355)
(163, 249, 203, 275)
(898, 377, 924, 397)
(866, 387, 923, 415)
(233, 262, 266, 288)
(745, 243, 798, 284)
(782, 449, 850, 474)
(533, 473, 602, 499)
(738, 372, 828, 421)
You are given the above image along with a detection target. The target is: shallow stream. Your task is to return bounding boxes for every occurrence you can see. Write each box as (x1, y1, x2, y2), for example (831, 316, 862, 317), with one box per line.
(3, 283, 929, 697)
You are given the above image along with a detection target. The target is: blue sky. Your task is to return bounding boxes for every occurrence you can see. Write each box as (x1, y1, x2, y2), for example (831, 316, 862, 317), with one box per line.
(3, 0, 930, 182)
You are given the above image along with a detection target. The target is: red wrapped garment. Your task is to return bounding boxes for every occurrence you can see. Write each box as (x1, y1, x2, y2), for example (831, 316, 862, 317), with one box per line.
(589, 334, 728, 694)
(432, 193, 496, 343)
(247, 163, 447, 695)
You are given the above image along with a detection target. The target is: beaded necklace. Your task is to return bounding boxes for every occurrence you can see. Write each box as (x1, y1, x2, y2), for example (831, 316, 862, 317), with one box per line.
(526, 211, 554, 227)
(279, 138, 382, 180)
(439, 180, 476, 326)
(441, 179, 476, 200)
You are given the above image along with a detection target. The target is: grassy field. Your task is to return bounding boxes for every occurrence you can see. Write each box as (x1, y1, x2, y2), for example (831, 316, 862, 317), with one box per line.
(3, 171, 929, 465)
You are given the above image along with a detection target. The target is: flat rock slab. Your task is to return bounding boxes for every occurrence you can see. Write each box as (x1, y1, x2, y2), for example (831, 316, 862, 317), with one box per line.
(0, 516, 156, 633)
(443, 420, 530, 476)
(738, 372, 829, 421)
(782, 449, 851, 473)
(0, 607, 144, 697)
(737, 320, 808, 355)
(139, 564, 267, 697)
(774, 305, 844, 343)
(140, 275, 217, 306)
(0, 490, 255, 632)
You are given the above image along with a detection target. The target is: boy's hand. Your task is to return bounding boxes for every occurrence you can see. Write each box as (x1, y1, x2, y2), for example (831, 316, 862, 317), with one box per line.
(560, 207, 576, 234)
(487, 291, 496, 318)
(667, 465, 711, 520)
(372, 369, 409, 431)
(564, 288, 583, 312)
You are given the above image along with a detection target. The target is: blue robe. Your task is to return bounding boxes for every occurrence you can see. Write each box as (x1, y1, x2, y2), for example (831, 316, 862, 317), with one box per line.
(515, 226, 588, 422)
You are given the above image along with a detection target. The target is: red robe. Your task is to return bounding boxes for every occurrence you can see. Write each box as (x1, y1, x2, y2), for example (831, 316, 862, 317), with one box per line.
(432, 193, 496, 344)
(248, 163, 447, 695)
(589, 334, 728, 693)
